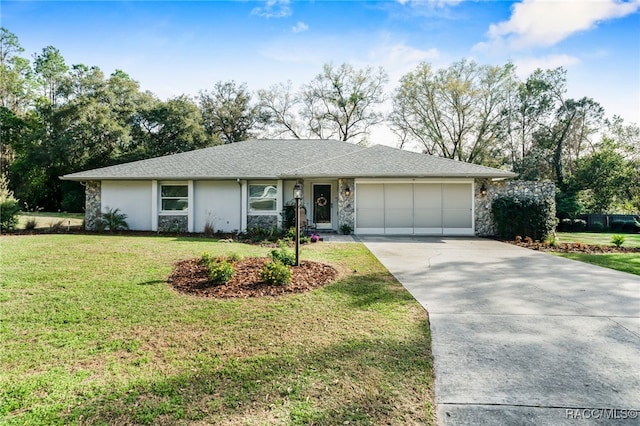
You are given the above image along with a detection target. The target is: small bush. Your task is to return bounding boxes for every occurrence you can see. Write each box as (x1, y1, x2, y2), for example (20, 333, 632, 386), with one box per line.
(24, 217, 38, 230)
(590, 221, 605, 232)
(0, 174, 20, 232)
(208, 260, 235, 284)
(203, 221, 215, 235)
(245, 226, 280, 242)
(100, 207, 129, 232)
(545, 233, 559, 247)
(260, 261, 292, 286)
(283, 227, 297, 241)
(227, 252, 244, 263)
(611, 234, 625, 248)
(200, 252, 214, 265)
(49, 220, 65, 232)
(340, 224, 353, 235)
(270, 242, 296, 266)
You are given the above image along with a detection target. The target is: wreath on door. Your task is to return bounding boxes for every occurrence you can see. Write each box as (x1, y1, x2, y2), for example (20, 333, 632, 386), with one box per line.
(316, 196, 328, 207)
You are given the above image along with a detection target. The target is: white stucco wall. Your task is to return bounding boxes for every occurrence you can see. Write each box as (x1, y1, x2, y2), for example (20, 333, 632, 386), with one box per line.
(101, 181, 152, 230)
(193, 181, 242, 233)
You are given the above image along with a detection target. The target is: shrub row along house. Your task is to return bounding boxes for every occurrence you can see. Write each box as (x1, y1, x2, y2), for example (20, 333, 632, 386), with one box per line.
(61, 139, 518, 236)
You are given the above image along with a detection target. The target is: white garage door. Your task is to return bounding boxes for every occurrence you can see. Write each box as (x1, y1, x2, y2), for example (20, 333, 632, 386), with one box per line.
(355, 182, 474, 235)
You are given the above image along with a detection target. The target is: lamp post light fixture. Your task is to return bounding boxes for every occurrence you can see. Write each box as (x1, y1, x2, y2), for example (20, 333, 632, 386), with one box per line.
(293, 182, 303, 266)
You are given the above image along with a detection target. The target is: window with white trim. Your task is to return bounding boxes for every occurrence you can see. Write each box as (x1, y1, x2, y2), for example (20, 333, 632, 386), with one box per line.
(248, 183, 277, 212)
(161, 184, 188, 212)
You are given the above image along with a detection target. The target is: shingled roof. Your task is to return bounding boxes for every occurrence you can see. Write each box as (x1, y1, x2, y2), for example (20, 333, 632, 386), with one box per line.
(61, 139, 517, 181)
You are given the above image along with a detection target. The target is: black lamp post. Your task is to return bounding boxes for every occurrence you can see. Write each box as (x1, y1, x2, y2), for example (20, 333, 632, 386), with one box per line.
(293, 182, 303, 266)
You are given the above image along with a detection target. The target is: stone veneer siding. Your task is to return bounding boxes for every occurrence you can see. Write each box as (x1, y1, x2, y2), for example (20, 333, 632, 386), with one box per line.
(247, 215, 278, 230)
(475, 179, 555, 237)
(85, 181, 101, 230)
(158, 215, 188, 233)
(337, 178, 355, 233)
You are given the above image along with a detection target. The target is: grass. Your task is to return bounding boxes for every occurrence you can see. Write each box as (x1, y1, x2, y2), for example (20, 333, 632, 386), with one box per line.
(0, 234, 433, 425)
(553, 252, 640, 276)
(556, 232, 640, 248)
(554, 232, 640, 276)
(16, 212, 84, 230)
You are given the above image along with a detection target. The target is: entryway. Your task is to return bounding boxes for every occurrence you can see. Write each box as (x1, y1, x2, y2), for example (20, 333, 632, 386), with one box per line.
(312, 184, 332, 230)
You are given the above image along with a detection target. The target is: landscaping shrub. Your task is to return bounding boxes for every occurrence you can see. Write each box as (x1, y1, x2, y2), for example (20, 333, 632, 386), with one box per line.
(491, 194, 556, 240)
(245, 226, 280, 242)
(270, 241, 296, 266)
(100, 207, 129, 232)
(560, 218, 587, 232)
(226, 252, 244, 263)
(283, 227, 297, 241)
(611, 220, 640, 233)
(260, 261, 292, 285)
(208, 260, 235, 284)
(200, 252, 214, 265)
(24, 217, 37, 230)
(281, 205, 295, 230)
(0, 174, 20, 232)
(590, 221, 605, 232)
(340, 223, 353, 235)
(611, 234, 625, 248)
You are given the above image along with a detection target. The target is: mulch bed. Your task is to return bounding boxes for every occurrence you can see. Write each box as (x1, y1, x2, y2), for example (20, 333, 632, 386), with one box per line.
(509, 241, 640, 254)
(168, 257, 338, 298)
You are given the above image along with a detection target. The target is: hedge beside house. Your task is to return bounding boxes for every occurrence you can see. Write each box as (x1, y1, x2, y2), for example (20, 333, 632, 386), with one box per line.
(491, 194, 557, 240)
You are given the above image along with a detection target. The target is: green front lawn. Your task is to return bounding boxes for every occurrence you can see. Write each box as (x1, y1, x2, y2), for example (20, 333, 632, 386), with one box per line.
(556, 232, 640, 248)
(0, 235, 433, 425)
(554, 232, 640, 276)
(552, 252, 640, 276)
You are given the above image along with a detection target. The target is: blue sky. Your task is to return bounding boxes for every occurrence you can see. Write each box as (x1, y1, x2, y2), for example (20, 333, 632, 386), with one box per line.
(2, 0, 639, 145)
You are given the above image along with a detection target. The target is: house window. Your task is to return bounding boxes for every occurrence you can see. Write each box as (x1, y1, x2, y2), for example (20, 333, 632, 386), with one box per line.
(161, 184, 188, 212)
(249, 183, 277, 212)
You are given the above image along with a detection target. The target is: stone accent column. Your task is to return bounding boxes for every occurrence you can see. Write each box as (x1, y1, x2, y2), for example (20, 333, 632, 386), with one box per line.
(85, 181, 101, 230)
(337, 178, 355, 233)
(475, 179, 556, 237)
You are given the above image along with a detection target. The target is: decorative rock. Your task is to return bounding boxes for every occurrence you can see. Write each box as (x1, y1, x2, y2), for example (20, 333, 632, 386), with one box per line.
(158, 215, 188, 233)
(337, 178, 355, 231)
(475, 179, 555, 237)
(85, 181, 101, 230)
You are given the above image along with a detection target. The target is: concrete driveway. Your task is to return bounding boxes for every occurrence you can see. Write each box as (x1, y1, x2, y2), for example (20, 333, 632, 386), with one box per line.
(361, 236, 640, 425)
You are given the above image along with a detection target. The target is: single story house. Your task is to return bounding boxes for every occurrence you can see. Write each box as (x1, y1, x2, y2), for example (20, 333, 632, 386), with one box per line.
(61, 139, 517, 236)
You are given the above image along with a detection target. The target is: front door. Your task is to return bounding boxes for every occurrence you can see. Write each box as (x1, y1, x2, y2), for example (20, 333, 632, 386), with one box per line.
(313, 184, 332, 229)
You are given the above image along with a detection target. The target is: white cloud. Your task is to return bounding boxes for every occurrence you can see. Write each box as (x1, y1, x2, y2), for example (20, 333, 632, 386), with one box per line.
(482, 0, 640, 50)
(251, 0, 292, 18)
(367, 40, 440, 83)
(292, 21, 308, 33)
(513, 54, 581, 78)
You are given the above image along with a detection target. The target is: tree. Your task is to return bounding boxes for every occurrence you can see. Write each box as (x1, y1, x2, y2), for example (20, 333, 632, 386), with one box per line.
(301, 63, 387, 143)
(0, 28, 34, 114)
(391, 60, 515, 164)
(133, 95, 210, 157)
(501, 69, 556, 178)
(199, 81, 261, 144)
(257, 81, 304, 139)
(572, 141, 637, 212)
(33, 46, 68, 106)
